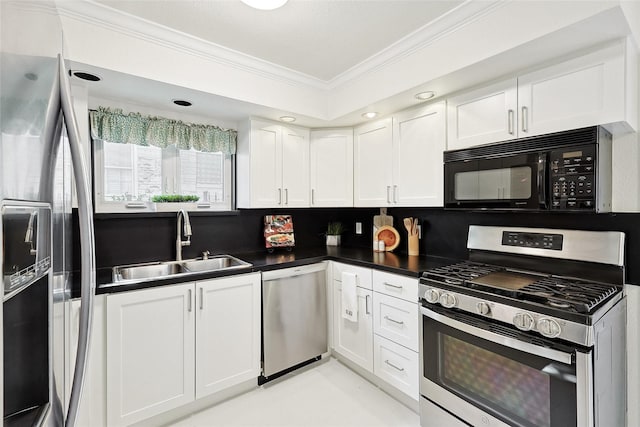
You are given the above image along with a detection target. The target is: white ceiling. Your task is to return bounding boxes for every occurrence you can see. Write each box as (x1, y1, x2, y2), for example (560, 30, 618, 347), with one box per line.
(94, 0, 464, 81)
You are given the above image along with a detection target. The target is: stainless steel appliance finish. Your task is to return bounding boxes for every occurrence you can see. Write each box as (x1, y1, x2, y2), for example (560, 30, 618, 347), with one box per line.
(262, 264, 328, 379)
(1, 2, 96, 426)
(419, 226, 627, 427)
(444, 126, 612, 212)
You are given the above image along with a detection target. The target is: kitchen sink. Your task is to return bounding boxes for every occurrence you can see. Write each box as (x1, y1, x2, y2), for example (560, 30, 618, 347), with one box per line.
(111, 255, 252, 284)
(181, 255, 251, 272)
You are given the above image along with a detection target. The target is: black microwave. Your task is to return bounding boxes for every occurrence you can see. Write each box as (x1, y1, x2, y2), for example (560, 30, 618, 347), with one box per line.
(444, 127, 612, 212)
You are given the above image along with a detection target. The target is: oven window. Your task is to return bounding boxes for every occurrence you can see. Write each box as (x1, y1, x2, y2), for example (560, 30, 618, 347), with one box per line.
(454, 166, 532, 200)
(442, 335, 550, 426)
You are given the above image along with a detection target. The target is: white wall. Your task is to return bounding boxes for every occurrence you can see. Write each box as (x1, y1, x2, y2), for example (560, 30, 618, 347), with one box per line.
(612, 132, 640, 211)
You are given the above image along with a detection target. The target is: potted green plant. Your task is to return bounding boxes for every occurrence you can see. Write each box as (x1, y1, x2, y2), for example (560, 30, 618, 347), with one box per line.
(151, 194, 200, 212)
(325, 222, 344, 246)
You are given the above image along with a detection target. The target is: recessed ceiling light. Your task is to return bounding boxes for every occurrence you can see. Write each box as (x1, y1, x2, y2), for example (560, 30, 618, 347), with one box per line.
(362, 112, 378, 119)
(70, 70, 101, 82)
(173, 99, 192, 107)
(279, 116, 296, 123)
(241, 0, 288, 10)
(415, 91, 436, 100)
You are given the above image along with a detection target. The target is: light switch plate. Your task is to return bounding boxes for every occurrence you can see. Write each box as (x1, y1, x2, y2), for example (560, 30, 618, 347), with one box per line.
(355, 222, 362, 234)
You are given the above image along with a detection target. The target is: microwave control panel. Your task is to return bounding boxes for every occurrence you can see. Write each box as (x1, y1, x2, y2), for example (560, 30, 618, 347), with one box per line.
(550, 144, 596, 210)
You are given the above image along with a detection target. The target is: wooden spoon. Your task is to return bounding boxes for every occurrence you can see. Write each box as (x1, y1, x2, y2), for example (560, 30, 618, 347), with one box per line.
(403, 217, 413, 235)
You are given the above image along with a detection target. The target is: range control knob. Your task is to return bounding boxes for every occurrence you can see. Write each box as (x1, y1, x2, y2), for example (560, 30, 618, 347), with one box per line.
(537, 318, 562, 338)
(513, 312, 535, 331)
(476, 302, 491, 316)
(439, 293, 457, 308)
(424, 289, 440, 304)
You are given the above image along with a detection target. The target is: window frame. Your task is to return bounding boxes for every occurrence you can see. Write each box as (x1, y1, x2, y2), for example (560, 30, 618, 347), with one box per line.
(93, 139, 235, 213)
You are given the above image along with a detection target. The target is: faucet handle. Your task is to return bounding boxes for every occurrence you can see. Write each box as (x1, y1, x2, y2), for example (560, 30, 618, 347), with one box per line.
(202, 250, 211, 260)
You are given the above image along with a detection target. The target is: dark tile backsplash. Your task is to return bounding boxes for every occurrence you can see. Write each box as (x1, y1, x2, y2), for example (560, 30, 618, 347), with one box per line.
(75, 208, 640, 284)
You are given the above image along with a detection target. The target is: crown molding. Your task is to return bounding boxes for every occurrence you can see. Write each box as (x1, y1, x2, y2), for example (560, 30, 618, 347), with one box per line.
(53, 0, 504, 93)
(326, 0, 507, 89)
(54, 0, 328, 90)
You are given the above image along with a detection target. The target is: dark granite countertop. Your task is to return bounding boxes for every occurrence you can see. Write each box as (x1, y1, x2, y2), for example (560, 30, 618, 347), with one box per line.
(89, 247, 458, 297)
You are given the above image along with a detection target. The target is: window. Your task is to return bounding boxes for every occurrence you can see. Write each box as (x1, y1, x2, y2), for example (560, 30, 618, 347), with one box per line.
(94, 140, 234, 212)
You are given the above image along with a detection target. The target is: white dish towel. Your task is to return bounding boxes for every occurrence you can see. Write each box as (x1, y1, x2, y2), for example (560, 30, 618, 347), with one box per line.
(341, 272, 358, 323)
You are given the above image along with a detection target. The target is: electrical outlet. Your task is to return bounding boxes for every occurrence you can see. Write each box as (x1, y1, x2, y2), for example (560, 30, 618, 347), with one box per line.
(417, 225, 422, 239)
(355, 222, 362, 234)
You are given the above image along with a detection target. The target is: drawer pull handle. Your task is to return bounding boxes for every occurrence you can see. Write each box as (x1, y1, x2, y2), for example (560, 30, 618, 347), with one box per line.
(188, 289, 192, 312)
(383, 282, 403, 290)
(385, 360, 405, 372)
(384, 315, 404, 326)
(365, 294, 371, 315)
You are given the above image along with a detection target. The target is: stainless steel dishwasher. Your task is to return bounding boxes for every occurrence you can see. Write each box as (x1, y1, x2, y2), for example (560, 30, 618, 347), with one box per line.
(261, 263, 327, 381)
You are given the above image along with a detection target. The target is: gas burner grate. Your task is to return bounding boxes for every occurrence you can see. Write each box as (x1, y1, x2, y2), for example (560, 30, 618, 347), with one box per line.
(423, 261, 501, 284)
(521, 277, 618, 313)
(422, 261, 620, 315)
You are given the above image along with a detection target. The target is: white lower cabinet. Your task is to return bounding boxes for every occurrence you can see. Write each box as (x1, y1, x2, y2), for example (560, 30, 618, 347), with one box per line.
(332, 281, 374, 372)
(331, 262, 420, 401)
(195, 275, 261, 399)
(106, 273, 261, 426)
(373, 334, 419, 398)
(372, 292, 419, 352)
(106, 283, 196, 426)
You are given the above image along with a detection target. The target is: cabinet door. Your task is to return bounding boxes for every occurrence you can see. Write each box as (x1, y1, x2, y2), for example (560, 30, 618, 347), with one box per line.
(69, 297, 106, 427)
(447, 79, 518, 150)
(249, 120, 283, 207)
(393, 102, 446, 206)
(518, 42, 626, 138)
(106, 283, 195, 427)
(195, 273, 261, 399)
(332, 281, 373, 372)
(310, 129, 353, 207)
(281, 125, 310, 207)
(354, 118, 393, 207)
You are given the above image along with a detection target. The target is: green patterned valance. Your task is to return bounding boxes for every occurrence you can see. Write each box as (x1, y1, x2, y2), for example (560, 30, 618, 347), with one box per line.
(89, 107, 237, 154)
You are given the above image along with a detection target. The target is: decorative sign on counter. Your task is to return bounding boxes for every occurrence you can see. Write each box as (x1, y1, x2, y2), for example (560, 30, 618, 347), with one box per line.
(264, 215, 295, 252)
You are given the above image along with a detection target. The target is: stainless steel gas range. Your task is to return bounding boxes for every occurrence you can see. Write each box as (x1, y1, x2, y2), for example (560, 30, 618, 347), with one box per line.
(419, 226, 627, 427)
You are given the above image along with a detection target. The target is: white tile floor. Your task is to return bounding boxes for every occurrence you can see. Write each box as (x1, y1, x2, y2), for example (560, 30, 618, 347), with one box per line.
(169, 358, 420, 427)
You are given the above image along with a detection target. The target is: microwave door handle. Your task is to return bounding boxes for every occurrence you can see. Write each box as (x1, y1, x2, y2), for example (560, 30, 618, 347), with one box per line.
(538, 153, 548, 208)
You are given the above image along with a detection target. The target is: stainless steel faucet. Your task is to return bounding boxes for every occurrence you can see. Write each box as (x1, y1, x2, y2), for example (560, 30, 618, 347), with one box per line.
(176, 209, 192, 261)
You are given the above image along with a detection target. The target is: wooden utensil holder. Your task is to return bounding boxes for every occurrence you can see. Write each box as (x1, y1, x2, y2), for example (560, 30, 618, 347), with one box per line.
(408, 235, 419, 256)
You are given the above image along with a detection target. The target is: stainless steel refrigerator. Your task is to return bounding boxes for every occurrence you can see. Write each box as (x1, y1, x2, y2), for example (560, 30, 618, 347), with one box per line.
(1, 1, 96, 426)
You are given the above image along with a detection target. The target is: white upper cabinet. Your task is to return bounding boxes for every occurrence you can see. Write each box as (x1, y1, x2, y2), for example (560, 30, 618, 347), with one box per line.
(447, 39, 637, 150)
(447, 79, 518, 150)
(392, 102, 446, 207)
(354, 103, 446, 207)
(354, 118, 394, 207)
(237, 119, 310, 208)
(517, 41, 634, 138)
(309, 129, 353, 207)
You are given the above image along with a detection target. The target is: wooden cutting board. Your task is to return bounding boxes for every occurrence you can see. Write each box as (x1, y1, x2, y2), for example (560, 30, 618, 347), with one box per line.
(373, 208, 393, 240)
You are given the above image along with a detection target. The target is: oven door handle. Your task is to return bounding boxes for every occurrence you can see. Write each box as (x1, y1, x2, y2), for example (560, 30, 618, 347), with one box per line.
(420, 306, 573, 365)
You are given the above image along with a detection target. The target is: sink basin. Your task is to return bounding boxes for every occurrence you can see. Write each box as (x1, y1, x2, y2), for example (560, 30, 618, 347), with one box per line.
(111, 255, 252, 284)
(113, 261, 184, 282)
(181, 255, 251, 272)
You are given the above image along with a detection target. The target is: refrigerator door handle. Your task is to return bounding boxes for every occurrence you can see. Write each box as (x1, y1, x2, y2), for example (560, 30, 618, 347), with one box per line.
(59, 55, 96, 427)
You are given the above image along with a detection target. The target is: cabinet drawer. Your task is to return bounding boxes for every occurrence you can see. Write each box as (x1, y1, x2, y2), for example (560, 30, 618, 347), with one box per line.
(373, 292, 418, 351)
(332, 262, 372, 290)
(373, 334, 418, 400)
(373, 270, 418, 302)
